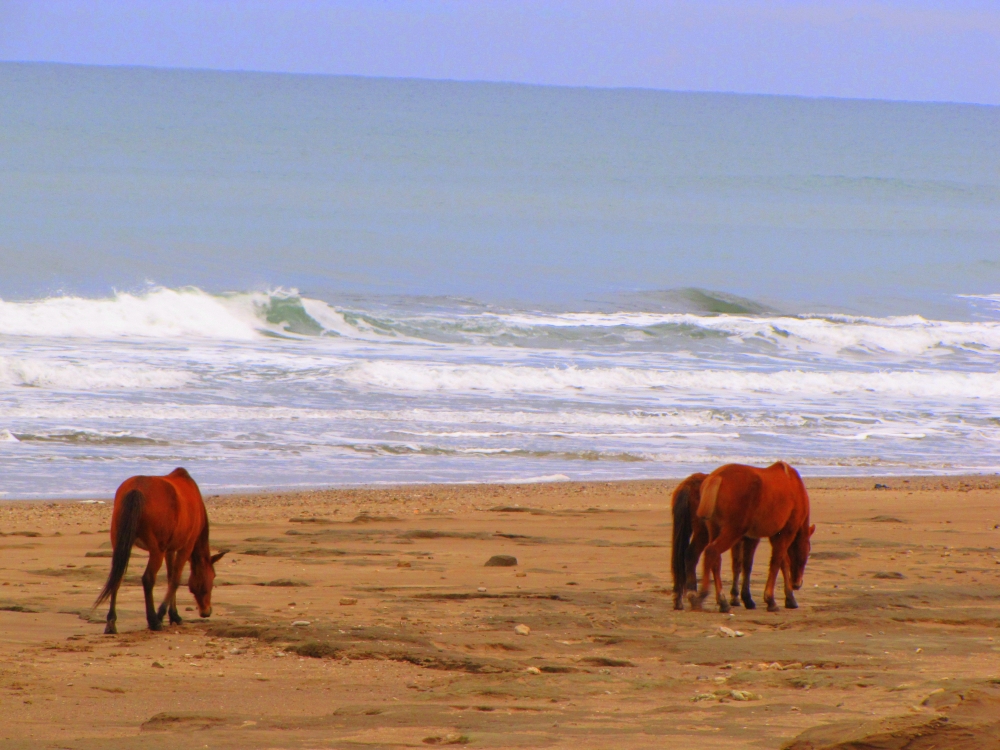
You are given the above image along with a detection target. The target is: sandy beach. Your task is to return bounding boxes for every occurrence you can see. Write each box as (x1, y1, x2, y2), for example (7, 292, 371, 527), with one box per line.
(1, 476, 999, 748)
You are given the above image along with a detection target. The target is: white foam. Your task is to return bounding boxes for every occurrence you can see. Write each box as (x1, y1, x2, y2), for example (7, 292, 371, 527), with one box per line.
(0, 429, 19, 443)
(337, 361, 1000, 400)
(0, 288, 267, 340)
(0, 356, 189, 390)
(498, 474, 571, 484)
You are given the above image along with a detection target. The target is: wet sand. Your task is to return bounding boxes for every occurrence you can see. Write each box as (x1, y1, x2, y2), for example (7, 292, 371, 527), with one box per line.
(2, 476, 1000, 749)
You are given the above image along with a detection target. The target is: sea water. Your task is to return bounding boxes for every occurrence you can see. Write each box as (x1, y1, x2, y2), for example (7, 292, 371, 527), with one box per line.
(1, 63, 999, 498)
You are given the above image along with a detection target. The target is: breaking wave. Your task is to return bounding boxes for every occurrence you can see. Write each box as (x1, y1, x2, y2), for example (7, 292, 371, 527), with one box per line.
(2, 287, 1000, 360)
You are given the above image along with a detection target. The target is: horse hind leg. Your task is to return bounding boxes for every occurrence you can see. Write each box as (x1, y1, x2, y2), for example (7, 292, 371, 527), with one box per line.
(693, 529, 742, 614)
(104, 588, 119, 635)
(740, 538, 760, 610)
(157, 551, 184, 625)
(729, 540, 743, 607)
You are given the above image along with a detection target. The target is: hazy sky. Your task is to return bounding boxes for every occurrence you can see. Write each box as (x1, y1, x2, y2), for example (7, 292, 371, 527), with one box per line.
(1, 0, 997, 105)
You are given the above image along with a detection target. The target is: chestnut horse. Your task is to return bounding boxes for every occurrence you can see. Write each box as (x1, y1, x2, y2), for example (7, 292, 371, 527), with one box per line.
(690, 461, 813, 613)
(94, 468, 227, 634)
(671, 473, 757, 611)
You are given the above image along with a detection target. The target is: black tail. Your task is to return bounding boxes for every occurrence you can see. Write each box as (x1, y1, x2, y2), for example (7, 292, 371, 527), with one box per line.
(671, 484, 694, 597)
(94, 489, 145, 606)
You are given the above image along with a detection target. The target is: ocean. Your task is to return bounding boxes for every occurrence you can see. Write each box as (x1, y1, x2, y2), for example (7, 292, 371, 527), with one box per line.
(1, 62, 999, 499)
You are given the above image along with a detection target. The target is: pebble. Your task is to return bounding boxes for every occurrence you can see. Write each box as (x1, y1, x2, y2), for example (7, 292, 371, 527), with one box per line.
(151, 661, 164, 668)
(718, 626, 745, 638)
(292, 620, 311, 627)
(339, 597, 358, 606)
(514, 624, 531, 636)
(477, 587, 487, 592)
(525, 666, 541, 674)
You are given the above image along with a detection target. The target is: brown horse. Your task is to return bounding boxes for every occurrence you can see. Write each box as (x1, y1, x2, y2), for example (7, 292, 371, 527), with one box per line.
(690, 461, 814, 613)
(671, 473, 757, 611)
(94, 468, 227, 634)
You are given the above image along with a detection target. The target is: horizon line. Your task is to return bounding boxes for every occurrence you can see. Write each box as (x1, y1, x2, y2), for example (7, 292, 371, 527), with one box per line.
(3, 58, 996, 110)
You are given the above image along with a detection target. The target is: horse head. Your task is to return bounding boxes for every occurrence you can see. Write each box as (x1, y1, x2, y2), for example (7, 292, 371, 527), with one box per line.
(788, 524, 815, 590)
(189, 549, 228, 617)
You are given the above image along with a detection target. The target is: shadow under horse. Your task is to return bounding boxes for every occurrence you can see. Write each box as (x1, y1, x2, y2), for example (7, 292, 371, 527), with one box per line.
(671, 472, 758, 611)
(690, 461, 814, 613)
(94, 468, 227, 634)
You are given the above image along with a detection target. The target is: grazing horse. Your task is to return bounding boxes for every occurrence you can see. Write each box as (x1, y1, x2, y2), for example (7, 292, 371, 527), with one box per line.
(691, 461, 814, 613)
(94, 468, 227, 634)
(671, 473, 757, 611)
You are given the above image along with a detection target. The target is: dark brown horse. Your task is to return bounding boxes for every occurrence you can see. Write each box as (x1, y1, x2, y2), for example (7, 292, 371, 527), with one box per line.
(671, 473, 758, 611)
(691, 461, 814, 613)
(94, 468, 227, 634)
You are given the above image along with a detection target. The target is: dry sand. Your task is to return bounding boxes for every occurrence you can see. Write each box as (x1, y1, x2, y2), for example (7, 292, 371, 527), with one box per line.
(2, 476, 1000, 749)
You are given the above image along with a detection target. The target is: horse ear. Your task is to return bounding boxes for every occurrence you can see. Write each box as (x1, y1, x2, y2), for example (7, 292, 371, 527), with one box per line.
(808, 524, 816, 537)
(210, 550, 229, 565)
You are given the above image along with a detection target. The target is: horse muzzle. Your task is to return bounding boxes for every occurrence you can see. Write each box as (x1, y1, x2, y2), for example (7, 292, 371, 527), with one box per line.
(199, 607, 213, 618)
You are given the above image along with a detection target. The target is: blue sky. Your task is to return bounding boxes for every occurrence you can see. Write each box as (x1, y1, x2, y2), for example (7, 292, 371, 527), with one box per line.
(1, 0, 997, 105)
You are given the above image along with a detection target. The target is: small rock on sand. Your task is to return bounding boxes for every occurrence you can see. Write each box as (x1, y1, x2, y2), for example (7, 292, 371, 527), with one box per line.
(718, 626, 744, 638)
(292, 620, 311, 627)
(514, 624, 531, 636)
(874, 571, 905, 579)
(485, 555, 518, 567)
(339, 597, 358, 606)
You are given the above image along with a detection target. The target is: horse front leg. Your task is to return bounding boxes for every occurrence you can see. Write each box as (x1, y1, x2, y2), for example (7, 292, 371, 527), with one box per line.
(740, 538, 760, 610)
(781, 558, 798, 610)
(142, 551, 165, 631)
(156, 550, 176, 625)
(729, 539, 743, 607)
(763, 534, 793, 612)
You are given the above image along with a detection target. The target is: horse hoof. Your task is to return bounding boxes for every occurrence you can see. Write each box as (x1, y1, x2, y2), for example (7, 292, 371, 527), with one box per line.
(743, 599, 757, 610)
(148, 620, 163, 632)
(729, 596, 741, 608)
(169, 614, 183, 625)
(785, 599, 799, 610)
(718, 599, 731, 613)
(673, 600, 684, 611)
(766, 600, 779, 613)
(104, 623, 117, 635)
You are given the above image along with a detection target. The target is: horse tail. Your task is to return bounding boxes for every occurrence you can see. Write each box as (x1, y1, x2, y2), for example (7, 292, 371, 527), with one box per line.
(94, 489, 145, 606)
(671, 481, 696, 594)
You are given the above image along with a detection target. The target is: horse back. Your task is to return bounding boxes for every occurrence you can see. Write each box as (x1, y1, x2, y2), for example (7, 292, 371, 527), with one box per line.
(113, 469, 206, 552)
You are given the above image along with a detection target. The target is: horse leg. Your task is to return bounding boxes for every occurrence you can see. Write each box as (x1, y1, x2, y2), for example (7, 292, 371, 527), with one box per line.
(740, 538, 760, 610)
(142, 550, 165, 631)
(679, 522, 708, 610)
(156, 550, 176, 625)
(729, 539, 743, 607)
(693, 528, 743, 613)
(781, 558, 798, 610)
(763, 534, 794, 613)
(104, 587, 119, 635)
(166, 552, 189, 625)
